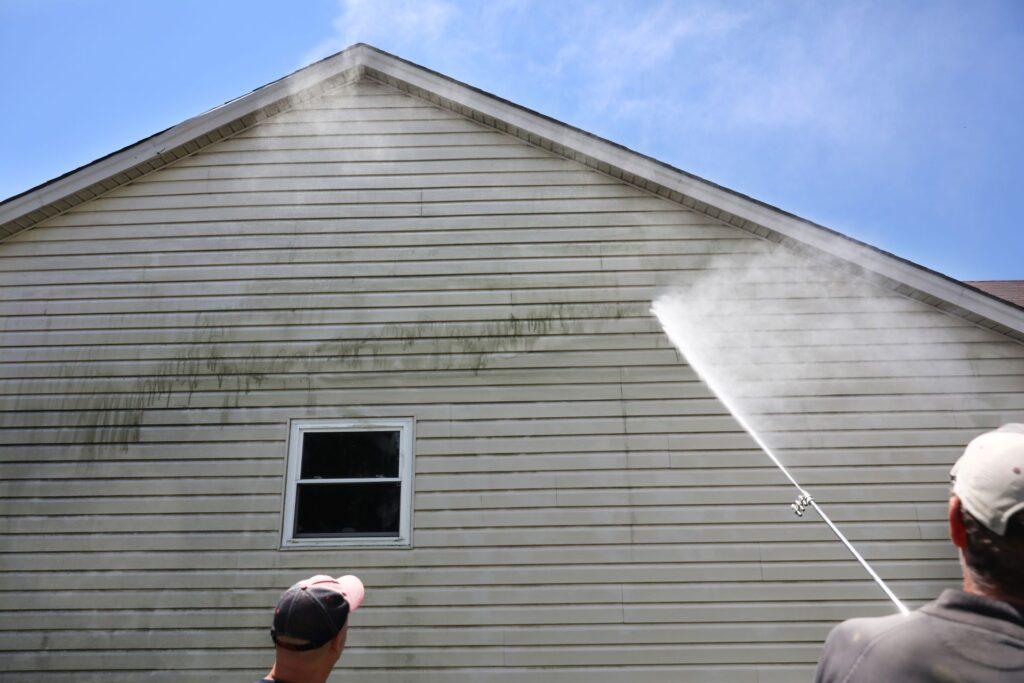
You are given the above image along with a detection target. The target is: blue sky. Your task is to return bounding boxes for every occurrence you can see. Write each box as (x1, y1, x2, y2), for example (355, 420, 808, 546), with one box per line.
(2, 0, 1021, 280)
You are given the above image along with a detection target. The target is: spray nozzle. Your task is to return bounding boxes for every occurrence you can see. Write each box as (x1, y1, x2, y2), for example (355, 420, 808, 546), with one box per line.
(791, 492, 814, 517)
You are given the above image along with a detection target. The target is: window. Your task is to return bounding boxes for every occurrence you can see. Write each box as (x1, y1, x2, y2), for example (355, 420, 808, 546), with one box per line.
(282, 418, 414, 548)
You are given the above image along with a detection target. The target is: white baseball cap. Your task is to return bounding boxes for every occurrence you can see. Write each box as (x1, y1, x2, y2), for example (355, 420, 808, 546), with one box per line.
(951, 424, 1024, 535)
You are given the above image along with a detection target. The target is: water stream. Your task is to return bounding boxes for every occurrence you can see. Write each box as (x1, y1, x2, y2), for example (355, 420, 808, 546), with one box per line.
(651, 297, 909, 615)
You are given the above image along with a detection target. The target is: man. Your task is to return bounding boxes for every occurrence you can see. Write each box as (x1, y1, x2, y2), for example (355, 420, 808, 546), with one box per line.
(257, 574, 365, 683)
(815, 423, 1024, 681)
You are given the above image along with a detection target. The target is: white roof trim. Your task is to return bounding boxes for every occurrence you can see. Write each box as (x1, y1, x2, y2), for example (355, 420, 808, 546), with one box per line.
(0, 48, 365, 238)
(3, 43, 1022, 339)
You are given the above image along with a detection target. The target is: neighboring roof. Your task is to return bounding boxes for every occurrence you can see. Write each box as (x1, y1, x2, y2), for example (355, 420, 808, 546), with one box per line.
(966, 281, 1024, 307)
(2, 43, 1023, 342)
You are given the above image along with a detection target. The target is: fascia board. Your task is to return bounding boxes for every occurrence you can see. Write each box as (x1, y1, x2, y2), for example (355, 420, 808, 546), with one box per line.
(0, 46, 366, 229)
(360, 48, 1024, 336)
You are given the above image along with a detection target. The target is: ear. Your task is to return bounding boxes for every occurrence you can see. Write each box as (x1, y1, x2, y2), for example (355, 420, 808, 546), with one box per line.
(949, 495, 967, 550)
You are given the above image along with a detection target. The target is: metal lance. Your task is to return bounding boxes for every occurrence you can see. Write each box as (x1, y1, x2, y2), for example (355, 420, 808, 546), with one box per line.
(651, 305, 910, 616)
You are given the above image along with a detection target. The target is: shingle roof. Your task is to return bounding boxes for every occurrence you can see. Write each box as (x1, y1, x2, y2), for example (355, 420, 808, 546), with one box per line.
(965, 281, 1024, 307)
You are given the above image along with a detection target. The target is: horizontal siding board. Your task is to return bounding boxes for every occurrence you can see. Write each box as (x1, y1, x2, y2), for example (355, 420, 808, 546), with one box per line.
(0, 540, 954, 573)
(283, 93, 441, 111)
(114, 170, 616, 197)
(47, 196, 689, 227)
(0, 76, 1020, 681)
(0, 302, 660, 329)
(0, 478, 283, 498)
(0, 622, 832, 650)
(236, 118, 502, 136)
(0, 646, 825, 670)
(2, 355, 1019, 383)
(0, 495, 278, 515)
(133, 144, 555, 169)
(0, 318, 660, 346)
(0, 311, 982, 339)
(0, 558, 955, 592)
(7, 359, 1004, 387)
(0, 527, 941, 553)
(0, 380, 649, 412)
(0, 429, 984, 466)
(264, 106, 464, 123)
(0, 240, 762, 274)
(0, 670, 799, 682)
(0, 284, 920, 316)
(0, 397, 643, 430)
(0, 349, 688, 384)
(0, 331, 672, 363)
(0, 273, 907, 305)
(0, 480, 954, 508)
(3, 370, 1017, 400)
(0, 647, 819, 672)
(0, 255, 815, 286)
(0, 581, 954, 612)
(0, 502, 951, 534)
(2, 210, 764, 243)
(0, 454, 956, 483)
(115, 156, 592, 182)
(0, 294, 942, 327)
(205, 130, 525, 151)
(0, 313, 996, 351)
(0, 512, 280, 534)
(3, 337, 1019, 367)
(3, 406, 1014, 440)
(62, 182, 652, 214)
(2, 230, 754, 265)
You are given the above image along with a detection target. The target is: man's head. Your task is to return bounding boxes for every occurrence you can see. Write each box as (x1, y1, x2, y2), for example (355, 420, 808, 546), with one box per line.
(948, 424, 1024, 604)
(267, 574, 365, 681)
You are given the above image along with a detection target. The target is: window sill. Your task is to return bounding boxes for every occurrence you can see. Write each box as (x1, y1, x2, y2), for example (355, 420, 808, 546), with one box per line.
(280, 537, 412, 550)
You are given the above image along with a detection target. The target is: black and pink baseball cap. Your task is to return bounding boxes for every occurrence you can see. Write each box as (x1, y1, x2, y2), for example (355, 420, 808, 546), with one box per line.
(270, 574, 365, 651)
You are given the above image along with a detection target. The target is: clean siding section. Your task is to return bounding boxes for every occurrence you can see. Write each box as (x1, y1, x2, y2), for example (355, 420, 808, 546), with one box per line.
(1, 79, 1022, 681)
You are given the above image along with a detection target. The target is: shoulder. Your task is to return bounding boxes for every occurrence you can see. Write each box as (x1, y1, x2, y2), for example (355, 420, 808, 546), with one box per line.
(815, 612, 928, 683)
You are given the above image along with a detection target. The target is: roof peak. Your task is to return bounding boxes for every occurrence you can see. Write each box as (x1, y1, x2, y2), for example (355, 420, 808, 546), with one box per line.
(2, 43, 1022, 341)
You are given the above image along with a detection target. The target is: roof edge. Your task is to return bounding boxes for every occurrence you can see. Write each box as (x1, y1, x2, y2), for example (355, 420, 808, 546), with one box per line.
(0, 44, 372, 239)
(2, 43, 1022, 341)
(356, 45, 1024, 339)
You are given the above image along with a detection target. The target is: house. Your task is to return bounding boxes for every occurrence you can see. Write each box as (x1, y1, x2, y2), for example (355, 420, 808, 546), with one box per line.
(1, 44, 1022, 681)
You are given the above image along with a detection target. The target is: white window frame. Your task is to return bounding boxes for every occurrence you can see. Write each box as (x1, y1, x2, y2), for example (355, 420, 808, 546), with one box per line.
(281, 417, 414, 549)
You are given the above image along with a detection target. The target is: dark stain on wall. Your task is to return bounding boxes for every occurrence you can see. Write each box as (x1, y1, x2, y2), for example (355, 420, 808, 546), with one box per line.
(36, 302, 639, 446)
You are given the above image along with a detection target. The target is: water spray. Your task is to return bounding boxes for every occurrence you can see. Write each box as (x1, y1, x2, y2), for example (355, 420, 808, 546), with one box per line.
(651, 300, 910, 616)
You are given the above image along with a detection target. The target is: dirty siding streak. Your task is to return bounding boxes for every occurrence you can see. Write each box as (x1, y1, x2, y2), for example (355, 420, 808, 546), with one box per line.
(0, 79, 1023, 682)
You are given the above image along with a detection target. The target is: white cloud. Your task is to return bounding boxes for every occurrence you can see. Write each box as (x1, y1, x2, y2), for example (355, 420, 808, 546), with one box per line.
(298, 0, 954, 155)
(704, 6, 876, 138)
(553, 2, 747, 114)
(303, 0, 458, 66)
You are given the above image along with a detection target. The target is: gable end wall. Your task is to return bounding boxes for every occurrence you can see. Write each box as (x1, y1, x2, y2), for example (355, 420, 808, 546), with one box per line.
(1, 79, 1023, 682)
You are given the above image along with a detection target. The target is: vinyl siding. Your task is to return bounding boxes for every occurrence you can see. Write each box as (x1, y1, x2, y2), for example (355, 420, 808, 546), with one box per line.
(1, 78, 1022, 681)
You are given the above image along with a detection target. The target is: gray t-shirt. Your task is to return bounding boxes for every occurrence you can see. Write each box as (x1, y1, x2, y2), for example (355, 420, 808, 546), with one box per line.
(815, 589, 1024, 682)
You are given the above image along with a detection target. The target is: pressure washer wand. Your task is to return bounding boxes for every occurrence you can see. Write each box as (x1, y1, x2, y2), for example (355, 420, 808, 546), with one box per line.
(697, 375, 911, 615)
(792, 491, 909, 614)
(651, 302, 910, 615)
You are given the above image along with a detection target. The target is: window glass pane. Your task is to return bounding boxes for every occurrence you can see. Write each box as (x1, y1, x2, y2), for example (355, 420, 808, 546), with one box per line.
(294, 482, 401, 537)
(300, 430, 399, 479)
